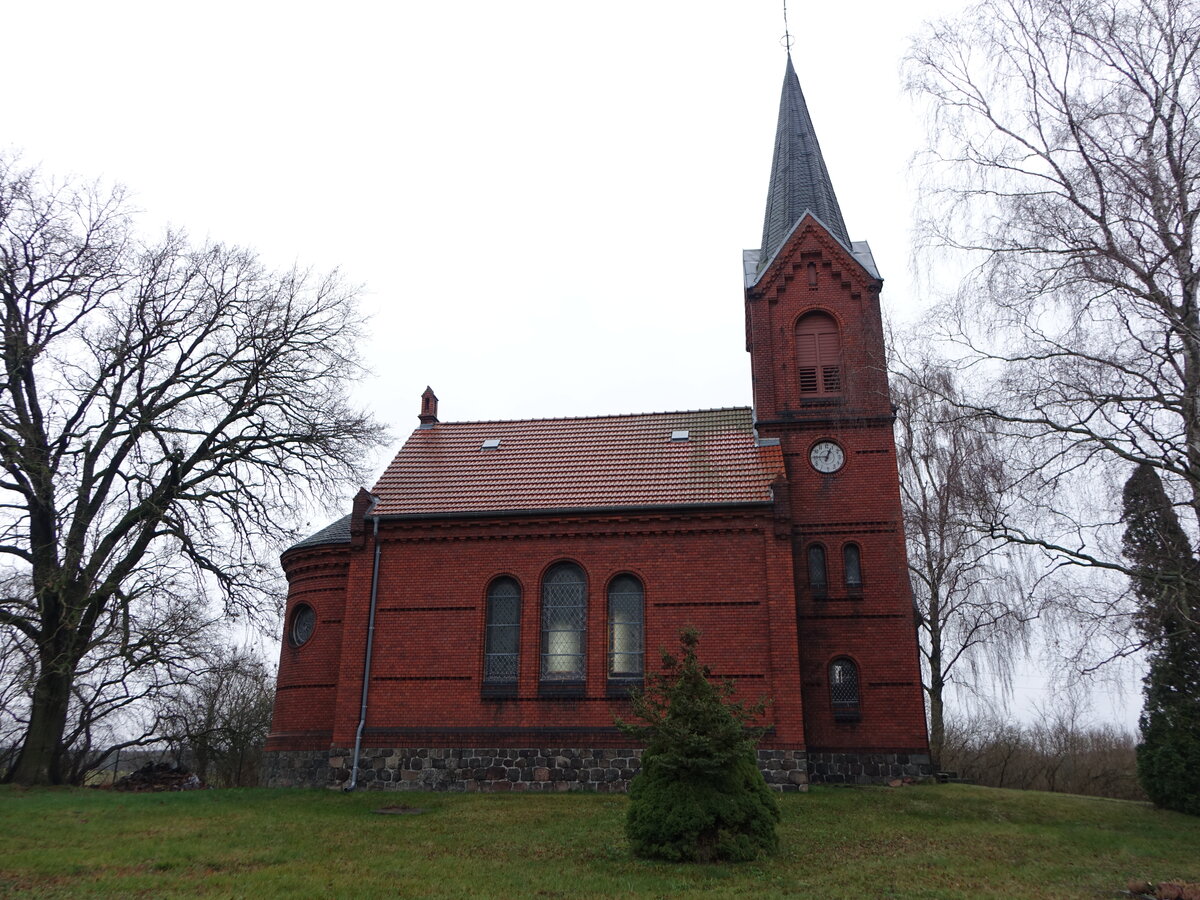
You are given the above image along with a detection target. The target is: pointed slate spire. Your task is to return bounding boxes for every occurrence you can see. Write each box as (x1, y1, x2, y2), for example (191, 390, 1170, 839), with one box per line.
(760, 54, 850, 264)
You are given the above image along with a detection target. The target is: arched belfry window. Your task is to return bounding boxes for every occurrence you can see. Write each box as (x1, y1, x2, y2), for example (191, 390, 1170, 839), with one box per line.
(843, 544, 863, 590)
(541, 563, 586, 688)
(830, 657, 861, 721)
(807, 544, 828, 596)
(483, 577, 521, 693)
(608, 575, 644, 685)
(796, 312, 842, 395)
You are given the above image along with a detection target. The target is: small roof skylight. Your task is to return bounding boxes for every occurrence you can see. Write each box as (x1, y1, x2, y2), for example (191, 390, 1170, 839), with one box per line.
(481, 439, 501, 450)
(670, 430, 689, 442)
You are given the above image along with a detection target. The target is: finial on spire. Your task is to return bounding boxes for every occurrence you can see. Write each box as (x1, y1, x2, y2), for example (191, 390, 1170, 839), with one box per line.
(781, 0, 794, 53)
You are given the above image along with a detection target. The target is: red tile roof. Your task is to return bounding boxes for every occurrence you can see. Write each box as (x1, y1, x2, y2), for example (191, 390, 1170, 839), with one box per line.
(370, 408, 784, 516)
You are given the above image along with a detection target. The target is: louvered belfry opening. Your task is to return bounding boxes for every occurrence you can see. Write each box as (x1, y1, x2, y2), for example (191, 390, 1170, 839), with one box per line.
(796, 312, 841, 396)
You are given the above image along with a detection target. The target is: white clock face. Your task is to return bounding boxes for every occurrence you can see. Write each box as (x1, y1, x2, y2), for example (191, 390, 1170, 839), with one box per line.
(810, 440, 845, 474)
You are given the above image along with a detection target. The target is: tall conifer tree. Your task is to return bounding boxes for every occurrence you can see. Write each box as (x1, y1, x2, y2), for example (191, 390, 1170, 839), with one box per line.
(1122, 463, 1200, 815)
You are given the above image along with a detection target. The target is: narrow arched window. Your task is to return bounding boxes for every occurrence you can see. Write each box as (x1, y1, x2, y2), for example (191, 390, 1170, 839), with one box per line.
(608, 575, 644, 683)
(795, 312, 842, 395)
(484, 577, 521, 690)
(830, 657, 860, 721)
(541, 563, 586, 685)
(808, 544, 828, 596)
(843, 544, 863, 590)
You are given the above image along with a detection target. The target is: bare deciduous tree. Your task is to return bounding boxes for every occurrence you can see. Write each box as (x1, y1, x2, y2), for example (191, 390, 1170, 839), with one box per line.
(893, 357, 1039, 764)
(906, 0, 1200, 656)
(0, 573, 221, 784)
(941, 705, 1145, 800)
(0, 159, 386, 785)
(159, 646, 275, 787)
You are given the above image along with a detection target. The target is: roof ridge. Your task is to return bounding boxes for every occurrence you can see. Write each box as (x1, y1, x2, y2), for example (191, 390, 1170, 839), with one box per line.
(418, 406, 752, 427)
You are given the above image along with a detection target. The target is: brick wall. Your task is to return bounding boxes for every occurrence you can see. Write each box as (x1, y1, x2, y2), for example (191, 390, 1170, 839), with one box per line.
(267, 548, 348, 751)
(746, 218, 930, 756)
(268, 506, 808, 753)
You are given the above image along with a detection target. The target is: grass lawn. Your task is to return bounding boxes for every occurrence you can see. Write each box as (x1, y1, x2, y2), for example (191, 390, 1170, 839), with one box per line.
(0, 782, 1196, 898)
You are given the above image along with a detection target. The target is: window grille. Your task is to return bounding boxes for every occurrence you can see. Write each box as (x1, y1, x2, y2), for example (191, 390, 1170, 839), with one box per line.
(541, 563, 586, 681)
(796, 312, 842, 396)
(830, 658, 860, 713)
(607, 575, 644, 679)
(484, 577, 521, 682)
(843, 544, 862, 589)
(808, 544, 827, 594)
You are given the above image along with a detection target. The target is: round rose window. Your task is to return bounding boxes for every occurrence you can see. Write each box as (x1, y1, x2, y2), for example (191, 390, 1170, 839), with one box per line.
(290, 604, 316, 647)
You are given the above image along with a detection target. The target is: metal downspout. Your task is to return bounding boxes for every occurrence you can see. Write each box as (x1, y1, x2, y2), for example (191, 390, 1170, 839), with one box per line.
(344, 515, 380, 792)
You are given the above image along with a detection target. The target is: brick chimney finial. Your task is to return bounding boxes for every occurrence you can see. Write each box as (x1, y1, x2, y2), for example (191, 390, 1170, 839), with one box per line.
(419, 386, 439, 427)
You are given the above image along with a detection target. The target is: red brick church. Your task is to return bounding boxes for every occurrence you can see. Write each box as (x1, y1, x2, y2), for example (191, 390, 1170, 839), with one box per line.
(263, 54, 931, 791)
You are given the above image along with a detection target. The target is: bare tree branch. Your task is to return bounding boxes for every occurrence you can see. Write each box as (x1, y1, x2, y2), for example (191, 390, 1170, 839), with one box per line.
(0, 157, 387, 784)
(906, 0, 1200, 664)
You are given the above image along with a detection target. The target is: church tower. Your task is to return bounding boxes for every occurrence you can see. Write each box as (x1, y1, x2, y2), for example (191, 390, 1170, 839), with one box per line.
(745, 55, 930, 773)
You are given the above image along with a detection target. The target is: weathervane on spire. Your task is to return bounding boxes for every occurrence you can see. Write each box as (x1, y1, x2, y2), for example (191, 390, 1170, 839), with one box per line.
(781, 0, 794, 53)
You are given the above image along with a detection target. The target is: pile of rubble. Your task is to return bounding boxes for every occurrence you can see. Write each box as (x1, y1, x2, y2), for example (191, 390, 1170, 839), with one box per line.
(1127, 881, 1200, 900)
(112, 762, 205, 792)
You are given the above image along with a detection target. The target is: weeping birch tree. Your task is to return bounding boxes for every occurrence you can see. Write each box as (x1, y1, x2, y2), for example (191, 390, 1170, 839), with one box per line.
(906, 0, 1200, 656)
(893, 360, 1038, 764)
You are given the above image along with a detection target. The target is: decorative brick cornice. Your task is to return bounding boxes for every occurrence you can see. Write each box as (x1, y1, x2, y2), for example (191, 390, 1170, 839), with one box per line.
(758, 413, 897, 431)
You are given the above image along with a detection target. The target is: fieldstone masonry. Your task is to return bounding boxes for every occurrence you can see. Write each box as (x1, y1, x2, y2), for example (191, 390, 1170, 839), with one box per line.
(807, 751, 933, 784)
(263, 747, 930, 792)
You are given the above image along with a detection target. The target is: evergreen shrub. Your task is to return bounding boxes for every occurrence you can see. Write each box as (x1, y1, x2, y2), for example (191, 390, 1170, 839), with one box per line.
(617, 628, 780, 861)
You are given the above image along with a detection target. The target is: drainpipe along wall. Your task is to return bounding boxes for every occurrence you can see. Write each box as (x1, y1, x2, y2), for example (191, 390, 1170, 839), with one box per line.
(345, 514, 381, 792)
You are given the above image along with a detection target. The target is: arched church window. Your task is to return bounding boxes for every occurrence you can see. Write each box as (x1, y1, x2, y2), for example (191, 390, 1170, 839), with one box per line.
(541, 563, 586, 688)
(795, 312, 842, 395)
(830, 657, 861, 721)
(843, 543, 863, 590)
(607, 574, 644, 685)
(807, 544, 828, 596)
(484, 577, 521, 690)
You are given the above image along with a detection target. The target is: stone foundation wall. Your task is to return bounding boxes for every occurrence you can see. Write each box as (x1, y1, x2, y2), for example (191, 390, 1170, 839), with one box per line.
(262, 747, 811, 792)
(263, 747, 933, 791)
(806, 751, 933, 784)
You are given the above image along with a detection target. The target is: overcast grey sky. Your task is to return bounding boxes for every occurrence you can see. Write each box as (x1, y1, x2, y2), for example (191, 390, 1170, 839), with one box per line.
(7, 0, 1142, 728)
(8, 1, 966, 435)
